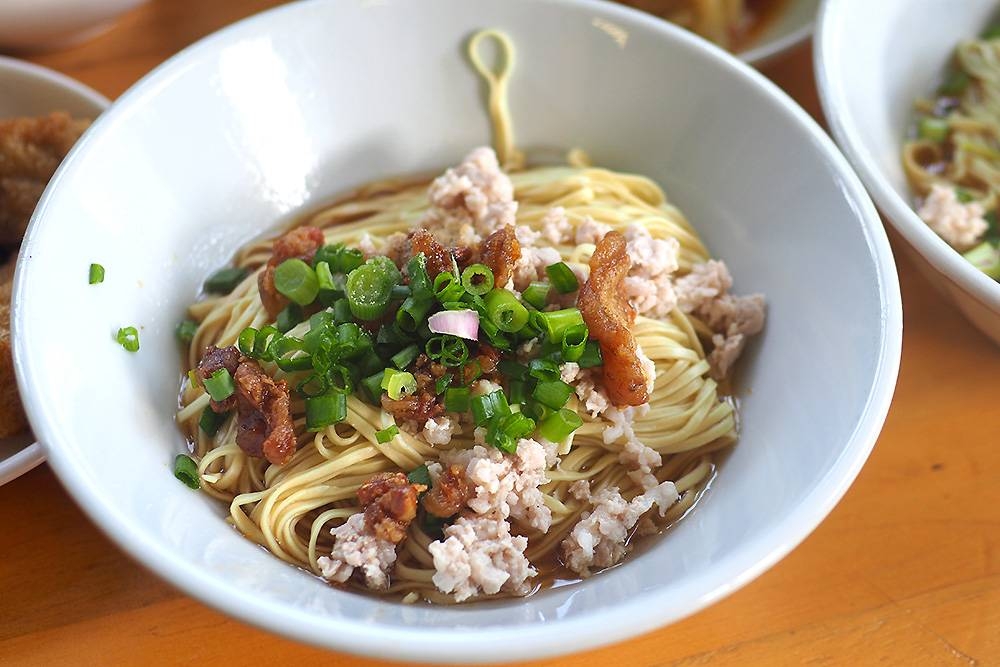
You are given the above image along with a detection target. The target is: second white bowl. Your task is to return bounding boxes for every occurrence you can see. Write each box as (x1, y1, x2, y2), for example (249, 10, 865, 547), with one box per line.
(816, 0, 1000, 344)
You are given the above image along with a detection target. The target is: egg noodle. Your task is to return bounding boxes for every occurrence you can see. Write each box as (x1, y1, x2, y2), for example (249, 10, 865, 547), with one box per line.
(176, 30, 738, 602)
(903, 36, 1000, 208)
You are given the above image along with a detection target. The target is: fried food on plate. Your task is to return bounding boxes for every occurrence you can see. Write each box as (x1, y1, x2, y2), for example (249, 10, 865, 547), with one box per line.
(0, 112, 90, 246)
(0, 256, 26, 438)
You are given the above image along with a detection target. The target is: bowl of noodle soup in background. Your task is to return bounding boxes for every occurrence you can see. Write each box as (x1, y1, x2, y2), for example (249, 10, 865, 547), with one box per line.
(816, 0, 1000, 344)
(617, 0, 818, 65)
(13, 0, 900, 662)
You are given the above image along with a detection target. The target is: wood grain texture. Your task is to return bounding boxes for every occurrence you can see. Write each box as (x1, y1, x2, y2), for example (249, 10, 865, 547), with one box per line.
(3, 2, 999, 665)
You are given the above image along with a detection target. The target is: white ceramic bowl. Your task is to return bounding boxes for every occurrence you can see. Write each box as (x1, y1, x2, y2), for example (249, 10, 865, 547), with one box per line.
(13, 0, 900, 662)
(0, 0, 146, 53)
(739, 0, 818, 64)
(815, 0, 1000, 344)
(0, 57, 108, 486)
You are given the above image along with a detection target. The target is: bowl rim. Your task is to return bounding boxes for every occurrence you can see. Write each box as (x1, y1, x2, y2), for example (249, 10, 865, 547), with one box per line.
(0, 55, 109, 487)
(14, 0, 902, 662)
(814, 0, 1000, 315)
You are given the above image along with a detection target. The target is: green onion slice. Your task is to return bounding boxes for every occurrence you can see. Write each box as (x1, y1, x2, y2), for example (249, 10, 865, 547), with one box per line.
(522, 282, 550, 310)
(203, 368, 236, 402)
(176, 319, 198, 344)
(484, 288, 529, 333)
(306, 391, 348, 431)
(173, 454, 201, 489)
(88, 263, 105, 285)
(376, 424, 400, 443)
(204, 267, 248, 294)
(545, 262, 579, 293)
(274, 258, 320, 306)
(116, 326, 140, 352)
(461, 263, 495, 296)
(538, 408, 583, 442)
(381, 368, 417, 400)
(345, 257, 400, 320)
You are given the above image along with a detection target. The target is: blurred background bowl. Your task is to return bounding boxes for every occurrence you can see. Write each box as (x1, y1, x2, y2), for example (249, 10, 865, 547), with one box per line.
(815, 0, 1000, 344)
(0, 0, 146, 53)
(0, 56, 108, 486)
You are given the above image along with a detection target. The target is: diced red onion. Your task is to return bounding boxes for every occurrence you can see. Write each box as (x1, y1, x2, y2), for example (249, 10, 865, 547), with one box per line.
(428, 309, 479, 340)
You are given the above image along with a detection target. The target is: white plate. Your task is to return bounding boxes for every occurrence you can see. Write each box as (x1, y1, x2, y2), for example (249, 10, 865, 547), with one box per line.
(14, 0, 900, 661)
(0, 56, 109, 485)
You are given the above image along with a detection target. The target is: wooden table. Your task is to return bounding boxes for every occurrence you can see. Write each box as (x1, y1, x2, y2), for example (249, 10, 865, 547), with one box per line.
(3, 2, 999, 664)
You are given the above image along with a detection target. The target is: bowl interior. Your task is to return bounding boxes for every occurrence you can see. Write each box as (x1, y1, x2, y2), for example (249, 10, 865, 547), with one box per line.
(14, 0, 899, 661)
(816, 0, 1000, 310)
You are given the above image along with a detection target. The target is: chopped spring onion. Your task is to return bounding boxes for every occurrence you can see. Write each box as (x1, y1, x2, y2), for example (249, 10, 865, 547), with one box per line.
(361, 371, 386, 404)
(204, 267, 248, 294)
(397, 295, 433, 331)
(204, 368, 236, 402)
(521, 400, 549, 422)
(276, 303, 304, 333)
(461, 263, 495, 296)
(938, 70, 970, 97)
(425, 335, 470, 367)
(306, 391, 348, 431)
(918, 117, 949, 142)
(296, 372, 328, 398)
(173, 454, 201, 489)
(471, 389, 511, 426)
(345, 257, 400, 320)
(199, 408, 229, 436)
(435, 373, 454, 394)
(376, 322, 412, 346)
(381, 368, 417, 400)
(391, 344, 420, 370)
(237, 327, 257, 356)
(444, 387, 471, 413)
(498, 359, 528, 380)
(274, 258, 320, 306)
(534, 308, 584, 343)
(376, 424, 400, 443)
(332, 298, 353, 324)
(391, 285, 412, 300)
(532, 379, 574, 410)
(176, 319, 198, 344)
(522, 282, 550, 310)
(956, 188, 975, 204)
(486, 412, 535, 453)
(538, 408, 583, 442)
(397, 254, 435, 331)
(313, 244, 364, 274)
(433, 271, 465, 303)
(116, 326, 140, 352)
(407, 463, 431, 486)
(88, 263, 105, 285)
(545, 262, 579, 293)
(484, 288, 529, 333)
(963, 241, 1000, 279)
(507, 379, 529, 404)
(315, 261, 336, 292)
(578, 340, 603, 368)
(252, 325, 280, 360)
(561, 323, 589, 362)
(427, 309, 480, 340)
(528, 358, 561, 382)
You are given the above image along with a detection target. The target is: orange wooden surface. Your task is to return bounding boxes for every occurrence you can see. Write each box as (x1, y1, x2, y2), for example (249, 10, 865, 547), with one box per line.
(2, 2, 999, 665)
